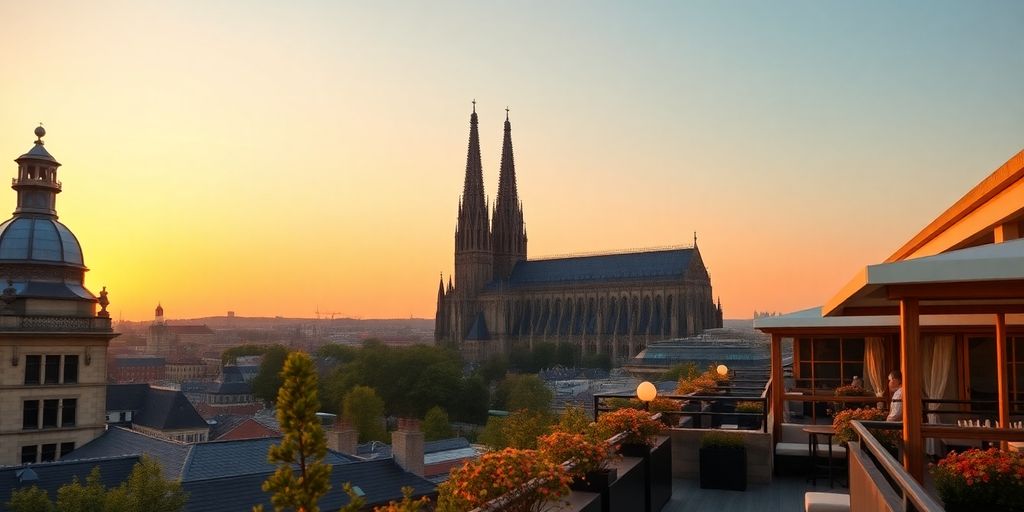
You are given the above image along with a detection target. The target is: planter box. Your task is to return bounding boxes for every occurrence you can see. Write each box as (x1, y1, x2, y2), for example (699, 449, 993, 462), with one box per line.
(618, 442, 651, 458)
(570, 468, 618, 493)
(650, 436, 672, 512)
(699, 446, 747, 491)
(606, 455, 645, 512)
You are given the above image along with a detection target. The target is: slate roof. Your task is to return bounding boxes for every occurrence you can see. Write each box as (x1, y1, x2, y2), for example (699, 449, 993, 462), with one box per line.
(134, 388, 208, 431)
(424, 437, 471, 453)
(65, 427, 190, 479)
(0, 455, 139, 505)
(106, 383, 150, 411)
(182, 459, 436, 512)
(207, 380, 252, 395)
(113, 356, 166, 367)
(208, 415, 249, 440)
(490, 247, 695, 289)
(180, 437, 357, 481)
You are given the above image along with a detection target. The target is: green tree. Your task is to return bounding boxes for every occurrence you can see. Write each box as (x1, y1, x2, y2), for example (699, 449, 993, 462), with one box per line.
(104, 457, 187, 512)
(313, 343, 356, 364)
(556, 404, 592, 435)
(495, 374, 553, 413)
(451, 375, 489, 424)
(475, 355, 507, 385)
(477, 410, 553, 450)
(261, 352, 332, 512)
(581, 352, 612, 371)
(422, 406, 453, 441)
(252, 345, 290, 404)
(221, 344, 269, 365)
(55, 467, 106, 511)
(6, 487, 53, 512)
(342, 385, 386, 443)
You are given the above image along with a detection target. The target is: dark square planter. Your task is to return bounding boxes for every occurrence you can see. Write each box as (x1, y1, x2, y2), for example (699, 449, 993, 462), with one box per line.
(569, 468, 618, 493)
(618, 442, 650, 458)
(699, 446, 746, 491)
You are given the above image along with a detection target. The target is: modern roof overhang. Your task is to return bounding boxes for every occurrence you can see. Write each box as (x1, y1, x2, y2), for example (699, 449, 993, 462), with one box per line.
(823, 239, 1024, 317)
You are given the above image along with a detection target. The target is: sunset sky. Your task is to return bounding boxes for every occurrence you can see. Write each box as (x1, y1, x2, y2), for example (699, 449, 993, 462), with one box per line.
(0, 1, 1022, 321)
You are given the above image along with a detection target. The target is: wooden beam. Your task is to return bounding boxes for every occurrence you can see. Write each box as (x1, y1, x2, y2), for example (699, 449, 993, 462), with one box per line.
(900, 298, 924, 482)
(887, 280, 1024, 300)
(995, 221, 1021, 243)
(997, 313, 1010, 448)
(771, 333, 783, 444)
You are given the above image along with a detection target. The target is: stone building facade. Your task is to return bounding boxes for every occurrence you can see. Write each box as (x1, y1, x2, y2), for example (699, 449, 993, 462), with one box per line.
(0, 127, 116, 466)
(435, 108, 722, 362)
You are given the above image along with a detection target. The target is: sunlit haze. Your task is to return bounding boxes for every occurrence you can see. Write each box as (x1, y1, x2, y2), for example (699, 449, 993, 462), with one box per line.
(1, 1, 1021, 321)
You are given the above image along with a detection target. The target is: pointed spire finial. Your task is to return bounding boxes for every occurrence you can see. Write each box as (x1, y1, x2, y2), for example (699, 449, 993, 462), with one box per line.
(693, 231, 698, 247)
(472, 99, 476, 113)
(505, 106, 510, 121)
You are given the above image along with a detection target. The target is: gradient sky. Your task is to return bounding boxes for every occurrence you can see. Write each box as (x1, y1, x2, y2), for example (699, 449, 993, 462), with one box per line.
(0, 1, 1022, 321)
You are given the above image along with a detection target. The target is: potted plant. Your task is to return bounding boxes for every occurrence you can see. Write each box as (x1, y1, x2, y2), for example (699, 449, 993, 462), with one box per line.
(436, 447, 571, 512)
(832, 407, 900, 453)
(932, 448, 1024, 512)
(735, 401, 764, 430)
(538, 430, 617, 493)
(649, 397, 682, 426)
(597, 408, 662, 457)
(832, 384, 873, 413)
(699, 431, 746, 491)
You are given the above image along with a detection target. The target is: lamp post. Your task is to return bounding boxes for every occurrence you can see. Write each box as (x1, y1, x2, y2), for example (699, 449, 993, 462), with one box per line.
(637, 381, 657, 411)
(716, 364, 729, 378)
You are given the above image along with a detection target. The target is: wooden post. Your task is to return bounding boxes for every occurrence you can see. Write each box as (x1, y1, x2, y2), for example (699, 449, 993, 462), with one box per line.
(996, 312, 1010, 449)
(771, 333, 784, 443)
(900, 298, 924, 482)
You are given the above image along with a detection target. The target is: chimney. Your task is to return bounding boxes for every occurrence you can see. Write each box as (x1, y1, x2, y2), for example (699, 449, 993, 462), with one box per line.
(391, 418, 424, 476)
(326, 419, 358, 455)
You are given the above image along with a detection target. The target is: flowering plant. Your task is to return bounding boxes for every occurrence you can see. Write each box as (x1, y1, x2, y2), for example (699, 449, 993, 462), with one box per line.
(675, 372, 719, 395)
(597, 408, 662, 447)
(832, 407, 899, 449)
(436, 448, 571, 512)
(832, 385, 874, 413)
(932, 448, 1024, 512)
(834, 385, 872, 397)
(538, 431, 613, 477)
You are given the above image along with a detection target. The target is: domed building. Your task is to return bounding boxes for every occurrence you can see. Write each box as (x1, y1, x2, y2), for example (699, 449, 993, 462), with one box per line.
(0, 127, 116, 466)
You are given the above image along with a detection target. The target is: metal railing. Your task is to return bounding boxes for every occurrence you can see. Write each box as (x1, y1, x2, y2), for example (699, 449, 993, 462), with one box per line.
(593, 378, 772, 433)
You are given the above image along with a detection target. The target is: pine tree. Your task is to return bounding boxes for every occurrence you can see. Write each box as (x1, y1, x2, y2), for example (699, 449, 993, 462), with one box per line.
(261, 352, 332, 512)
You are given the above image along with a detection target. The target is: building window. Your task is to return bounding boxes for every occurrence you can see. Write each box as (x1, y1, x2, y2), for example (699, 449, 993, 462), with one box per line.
(63, 355, 79, 384)
(795, 337, 866, 391)
(60, 442, 75, 458)
(21, 445, 37, 464)
(44, 355, 60, 384)
(24, 398, 76, 429)
(62, 398, 76, 427)
(40, 444, 57, 462)
(24, 355, 41, 385)
(42, 399, 59, 428)
(23, 401, 39, 430)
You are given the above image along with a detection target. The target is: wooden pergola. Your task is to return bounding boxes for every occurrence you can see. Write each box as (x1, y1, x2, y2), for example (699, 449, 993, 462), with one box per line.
(818, 240, 1024, 480)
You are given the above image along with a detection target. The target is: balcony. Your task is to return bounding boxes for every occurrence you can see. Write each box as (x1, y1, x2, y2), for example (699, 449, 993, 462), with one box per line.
(0, 315, 112, 332)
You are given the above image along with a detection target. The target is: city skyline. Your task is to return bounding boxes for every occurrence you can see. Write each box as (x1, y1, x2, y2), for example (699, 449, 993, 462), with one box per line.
(1, 1, 1022, 321)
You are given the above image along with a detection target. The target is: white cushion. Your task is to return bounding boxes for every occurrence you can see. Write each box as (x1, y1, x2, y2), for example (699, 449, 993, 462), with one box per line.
(804, 492, 850, 512)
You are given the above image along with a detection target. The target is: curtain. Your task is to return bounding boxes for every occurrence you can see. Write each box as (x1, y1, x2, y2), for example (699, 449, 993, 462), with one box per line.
(922, 335, 955, 455)
(864, 337, 887, 398)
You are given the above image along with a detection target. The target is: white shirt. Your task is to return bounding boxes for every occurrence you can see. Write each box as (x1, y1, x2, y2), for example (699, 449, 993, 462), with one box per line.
(887, 387, 903, 422)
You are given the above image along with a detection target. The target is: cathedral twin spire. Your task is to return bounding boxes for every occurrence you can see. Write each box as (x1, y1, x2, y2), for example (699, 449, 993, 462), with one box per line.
(454, 102, 528, 290)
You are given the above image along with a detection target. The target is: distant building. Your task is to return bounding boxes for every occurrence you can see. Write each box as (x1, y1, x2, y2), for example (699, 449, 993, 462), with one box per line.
(435, 107, 722, 362)
(147, 304, 216, 357)
(106, 384, 209, 443)
(208, 414, 279, 441)
(166, 358, 208, 382)
(108, 355, 166, 383)
(0, 127, 117, 466)
(57, 427, 436, 511)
